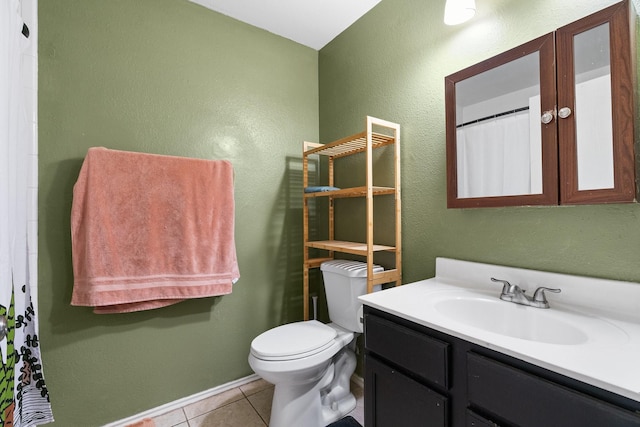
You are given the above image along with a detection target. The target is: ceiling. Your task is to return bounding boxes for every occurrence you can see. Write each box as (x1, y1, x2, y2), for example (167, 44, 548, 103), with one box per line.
(188, 0, 382, 50)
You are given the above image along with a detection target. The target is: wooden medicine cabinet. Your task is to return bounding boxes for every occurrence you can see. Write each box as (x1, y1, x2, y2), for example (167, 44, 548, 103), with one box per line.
(445, 0, 636, 208)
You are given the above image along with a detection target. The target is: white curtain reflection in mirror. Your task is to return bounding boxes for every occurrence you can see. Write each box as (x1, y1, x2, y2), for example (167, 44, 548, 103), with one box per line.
(455, 51, 543, 199)
(457, 96, 542, 198)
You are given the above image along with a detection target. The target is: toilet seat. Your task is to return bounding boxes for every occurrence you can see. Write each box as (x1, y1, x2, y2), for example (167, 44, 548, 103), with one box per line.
(251, 321, 338, 361)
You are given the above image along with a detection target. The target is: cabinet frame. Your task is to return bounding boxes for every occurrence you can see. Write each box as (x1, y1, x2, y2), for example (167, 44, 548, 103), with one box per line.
(302, 116, 401, 320)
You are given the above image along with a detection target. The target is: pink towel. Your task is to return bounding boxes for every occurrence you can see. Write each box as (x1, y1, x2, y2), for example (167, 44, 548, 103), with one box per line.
(71, 147, 239, 314)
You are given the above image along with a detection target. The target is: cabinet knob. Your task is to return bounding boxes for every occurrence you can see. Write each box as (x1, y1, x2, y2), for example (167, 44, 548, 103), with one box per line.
(558, 106, 572, 119)
(540, 110, 554, 124)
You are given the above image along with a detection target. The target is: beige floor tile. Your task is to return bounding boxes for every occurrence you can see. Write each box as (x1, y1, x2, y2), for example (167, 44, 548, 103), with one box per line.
(239, 378, 273, 397)
(246, 386, 273, 424)
(158, 376, 365, 426)
(348, 398, 365, 426)
(188, 399, 266, 427)
(183, 388, 245, 420)
(152, 407, 187, 427)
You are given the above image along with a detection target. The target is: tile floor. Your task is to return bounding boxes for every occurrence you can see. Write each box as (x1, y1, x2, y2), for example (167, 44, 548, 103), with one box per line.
(150, 378, 365, 427)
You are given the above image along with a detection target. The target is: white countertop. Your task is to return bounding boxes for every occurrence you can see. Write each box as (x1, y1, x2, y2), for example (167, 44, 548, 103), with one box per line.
(359, 257, 640, 402)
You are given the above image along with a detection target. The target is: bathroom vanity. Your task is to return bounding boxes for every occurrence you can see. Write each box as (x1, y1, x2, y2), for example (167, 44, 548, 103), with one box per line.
(359, 258, 640, 426)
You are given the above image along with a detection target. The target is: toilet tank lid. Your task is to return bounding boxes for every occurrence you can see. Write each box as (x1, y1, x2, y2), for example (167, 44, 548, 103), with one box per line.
(320, 260, 383, 277)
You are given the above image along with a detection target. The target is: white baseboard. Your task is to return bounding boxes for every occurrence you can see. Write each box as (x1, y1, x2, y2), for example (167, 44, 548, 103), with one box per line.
(102, 373, 261, 427)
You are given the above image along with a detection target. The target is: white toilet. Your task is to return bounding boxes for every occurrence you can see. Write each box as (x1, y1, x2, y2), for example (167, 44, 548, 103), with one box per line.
(248, 260, 383, 427)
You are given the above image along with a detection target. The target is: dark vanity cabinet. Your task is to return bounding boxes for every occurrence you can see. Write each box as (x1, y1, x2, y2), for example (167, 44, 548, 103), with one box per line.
(363, 306, 640, 427)
(364, 313, 450, 426)
(445, 0, 636, 208)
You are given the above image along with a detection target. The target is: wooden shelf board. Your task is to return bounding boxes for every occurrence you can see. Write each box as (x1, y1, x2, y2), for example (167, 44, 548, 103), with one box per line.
(371, 269, 401, 285)
(306, 240, 396, 256)
(303, 132, 396, 158)
(305, 257, 334, 269)
(304, 186, 395, 199)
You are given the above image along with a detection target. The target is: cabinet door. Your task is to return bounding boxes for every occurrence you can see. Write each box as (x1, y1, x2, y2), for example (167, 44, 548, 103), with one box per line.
(365, 314, 449, 388)
(365, 355, 448, 427)
(445, 33, 558, 208)
(556, 0, 635, 204)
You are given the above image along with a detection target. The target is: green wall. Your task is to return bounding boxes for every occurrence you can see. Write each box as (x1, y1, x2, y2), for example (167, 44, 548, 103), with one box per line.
(38, 1, 317, 425)
(319, 0, 640, 285)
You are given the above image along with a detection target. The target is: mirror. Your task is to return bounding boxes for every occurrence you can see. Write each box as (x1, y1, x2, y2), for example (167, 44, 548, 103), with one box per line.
(455, 51, 542, 199)
(572, 23, 613, 191)
(445, 34, 558, 208)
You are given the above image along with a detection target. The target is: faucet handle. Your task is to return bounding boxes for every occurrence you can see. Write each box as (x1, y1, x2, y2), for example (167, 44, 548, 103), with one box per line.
(533, 286, 561, 303)
(491, 277, 512, 295)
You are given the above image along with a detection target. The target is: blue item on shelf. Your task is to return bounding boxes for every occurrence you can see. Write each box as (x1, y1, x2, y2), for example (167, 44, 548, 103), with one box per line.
(304, 186, 340, 193)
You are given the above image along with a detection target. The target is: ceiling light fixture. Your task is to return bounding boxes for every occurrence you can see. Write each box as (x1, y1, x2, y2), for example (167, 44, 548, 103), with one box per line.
(444, 0, 476, 25)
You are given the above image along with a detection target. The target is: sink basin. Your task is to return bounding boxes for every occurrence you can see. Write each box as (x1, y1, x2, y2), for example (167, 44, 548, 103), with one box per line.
(433, 293, 627, 345)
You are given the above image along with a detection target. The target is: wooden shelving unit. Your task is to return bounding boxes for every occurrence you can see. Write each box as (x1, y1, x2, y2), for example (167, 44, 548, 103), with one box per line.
(302, 116, 401, 320)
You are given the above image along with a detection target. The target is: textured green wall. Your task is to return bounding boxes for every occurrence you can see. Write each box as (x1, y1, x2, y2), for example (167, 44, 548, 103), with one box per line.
(319, 0, 640, 285)
(38, 1, 317, 425)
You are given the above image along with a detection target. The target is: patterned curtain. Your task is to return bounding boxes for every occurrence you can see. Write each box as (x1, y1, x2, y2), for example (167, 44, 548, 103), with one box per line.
(0, 0, 54, 425)
(1, 287, 53, 426)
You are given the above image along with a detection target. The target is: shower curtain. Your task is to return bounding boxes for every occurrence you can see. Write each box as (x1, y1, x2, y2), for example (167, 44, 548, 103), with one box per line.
(456, 110, 532, 198)
(0, 0, 54, 425)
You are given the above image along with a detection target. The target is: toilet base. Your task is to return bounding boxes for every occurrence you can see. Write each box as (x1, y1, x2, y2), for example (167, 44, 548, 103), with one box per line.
(268, 346, 357, 427)
(321, 392, 357, 426)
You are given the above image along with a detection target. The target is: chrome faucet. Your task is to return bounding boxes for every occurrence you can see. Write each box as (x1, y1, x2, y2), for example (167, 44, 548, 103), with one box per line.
(490, 277, 561, 309)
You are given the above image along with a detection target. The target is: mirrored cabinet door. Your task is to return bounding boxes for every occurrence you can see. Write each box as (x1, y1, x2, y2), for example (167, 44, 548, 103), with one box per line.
(556, 0, 635, 204)
(445, 34, 558, 208)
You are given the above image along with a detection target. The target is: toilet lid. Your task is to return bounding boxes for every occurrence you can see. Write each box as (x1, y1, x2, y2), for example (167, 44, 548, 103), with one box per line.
(251, 321, 337, 361)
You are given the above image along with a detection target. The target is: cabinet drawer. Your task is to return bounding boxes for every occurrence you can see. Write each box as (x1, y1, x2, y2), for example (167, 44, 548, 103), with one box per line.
(365, 314, 449, 388)
(467, 352, 640, 427)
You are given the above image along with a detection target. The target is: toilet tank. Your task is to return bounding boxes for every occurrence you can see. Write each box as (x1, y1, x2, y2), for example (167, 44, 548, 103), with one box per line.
(320, 260, 384, 333)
